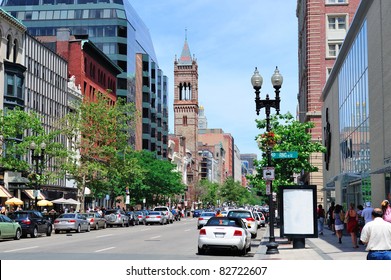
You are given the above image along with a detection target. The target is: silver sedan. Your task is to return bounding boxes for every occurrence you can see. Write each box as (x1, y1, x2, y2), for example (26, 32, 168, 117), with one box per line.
(145, 211, 167, 225)
(81, 212, 107, 230)
(54, 213, 91, 234)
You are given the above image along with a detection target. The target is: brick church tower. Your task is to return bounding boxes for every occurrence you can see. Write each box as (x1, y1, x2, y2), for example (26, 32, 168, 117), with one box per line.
(174, 35, 199, 207)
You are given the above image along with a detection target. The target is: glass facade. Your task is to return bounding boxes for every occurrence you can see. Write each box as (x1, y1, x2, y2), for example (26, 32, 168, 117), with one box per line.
(338, 20, 371, 204)
(1, 0, 168, 158)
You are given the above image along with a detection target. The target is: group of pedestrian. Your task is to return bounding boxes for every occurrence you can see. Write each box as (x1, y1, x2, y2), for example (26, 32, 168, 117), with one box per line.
(324, 200, 391, 260)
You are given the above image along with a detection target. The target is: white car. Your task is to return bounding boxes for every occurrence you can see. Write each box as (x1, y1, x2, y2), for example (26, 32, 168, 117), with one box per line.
(153, 206, 174, 223)
(198, 216, 251, 255)
(255, 211, 266, 227)
(197, 212, 216, 229)
(227, 209, 258, 238)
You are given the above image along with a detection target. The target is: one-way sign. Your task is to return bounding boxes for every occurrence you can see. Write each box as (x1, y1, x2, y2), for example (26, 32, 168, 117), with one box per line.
(271, 151, 298, 159)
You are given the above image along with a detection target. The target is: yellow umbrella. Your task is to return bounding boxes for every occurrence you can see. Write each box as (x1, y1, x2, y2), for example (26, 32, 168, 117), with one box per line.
(37, 199, 53, 207)
(5, 197, 24, 206)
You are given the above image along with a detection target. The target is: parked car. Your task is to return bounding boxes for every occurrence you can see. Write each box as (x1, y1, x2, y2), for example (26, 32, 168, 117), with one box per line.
(104, 209, 130, 227)
(255, 211, 266, 228)
(0, 214, 22, 240)
(193, 209, 203, 218)
(227, 209, 258, 238)
(135, 210, 147, 225)
(198, 216, 251, 256)
(153, 206, 174, 223)
(145, 211, 167, 225)
(125, 211, 139, 226)
(81, 212, 107, 230)
(8, 210, 52, 238)
(220, 211, 228, 217)
(197, 211, 216, 229)
(53, 213, 91, 233)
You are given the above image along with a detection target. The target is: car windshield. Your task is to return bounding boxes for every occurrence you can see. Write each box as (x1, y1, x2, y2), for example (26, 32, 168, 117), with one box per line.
(148, 212, 161, 215)
(154, 208, 167, 211)
(59, 214, 76, 219)
(105, 210, 118, 215)
(201, 212, 216, 217)
(206, 218, 242, 227)
(227, 211, 252, 218)
(7, 213, 28, 219)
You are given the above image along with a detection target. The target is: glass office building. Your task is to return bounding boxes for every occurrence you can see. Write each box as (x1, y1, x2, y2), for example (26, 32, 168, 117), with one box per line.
(337, 20, 371, 205)
(1, 0, 169, 158)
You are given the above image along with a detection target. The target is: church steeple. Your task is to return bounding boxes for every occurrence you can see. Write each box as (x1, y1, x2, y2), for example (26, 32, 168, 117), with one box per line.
(178, 29, 193, 65)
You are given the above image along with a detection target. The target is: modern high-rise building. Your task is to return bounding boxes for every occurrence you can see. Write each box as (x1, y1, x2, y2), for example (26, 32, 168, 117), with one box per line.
(296, 0, 360, 204)
(1, 0, 169, 158)
(321, 0, 390, 208)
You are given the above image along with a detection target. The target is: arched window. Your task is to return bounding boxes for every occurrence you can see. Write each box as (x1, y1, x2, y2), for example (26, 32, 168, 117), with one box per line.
(13, 39, 18, 63)
(6, 35, 12, 60)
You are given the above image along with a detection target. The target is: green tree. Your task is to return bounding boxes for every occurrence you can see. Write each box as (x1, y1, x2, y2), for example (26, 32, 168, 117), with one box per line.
(0, 108, 69, 185)
(249, 112, 326, 196)
(60, 92, 136, 211)
(220, 177, 250, 207)
(129, 150, 185, 207)
(199, 179, 221, 208)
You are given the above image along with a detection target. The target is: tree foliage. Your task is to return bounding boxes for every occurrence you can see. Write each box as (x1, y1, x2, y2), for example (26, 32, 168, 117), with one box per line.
(127, 150, 186, 207)
(59, 93, 136, 211)
(0, 108, 69, 184)
(249, 112, 326, 195)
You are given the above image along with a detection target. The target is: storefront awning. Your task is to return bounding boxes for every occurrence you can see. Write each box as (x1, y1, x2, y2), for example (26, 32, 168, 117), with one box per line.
(0, 185, 13, 198)
(370, 164, 391, 174)
(23, 190, 46, 200)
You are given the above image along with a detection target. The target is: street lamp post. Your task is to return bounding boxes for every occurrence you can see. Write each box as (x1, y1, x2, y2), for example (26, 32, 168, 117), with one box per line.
(30, 141, 46, 210)
(251, 66, 283, 255)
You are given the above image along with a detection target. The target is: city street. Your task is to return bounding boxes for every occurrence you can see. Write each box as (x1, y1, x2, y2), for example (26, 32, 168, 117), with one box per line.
(0, 217, 266, 260)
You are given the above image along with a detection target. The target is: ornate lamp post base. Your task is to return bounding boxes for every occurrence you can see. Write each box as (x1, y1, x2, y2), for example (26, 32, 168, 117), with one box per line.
(266, 241, 279, 254)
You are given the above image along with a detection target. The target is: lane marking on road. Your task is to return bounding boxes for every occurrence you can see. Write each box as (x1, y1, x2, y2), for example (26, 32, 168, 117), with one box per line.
(150, 235, 161, 239)
(184, 229, 191, 232)
(94, 247, 115, 253)
(96, 234, 114, 238)
(4, 246, 38, 253)
(140, 228, 151, 232)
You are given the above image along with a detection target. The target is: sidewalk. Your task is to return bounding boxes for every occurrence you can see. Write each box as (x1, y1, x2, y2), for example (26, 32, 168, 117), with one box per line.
(254, 226, 367, 260)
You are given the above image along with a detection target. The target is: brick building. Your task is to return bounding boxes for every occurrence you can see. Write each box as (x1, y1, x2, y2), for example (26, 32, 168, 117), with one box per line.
(297, 0, 361, 205)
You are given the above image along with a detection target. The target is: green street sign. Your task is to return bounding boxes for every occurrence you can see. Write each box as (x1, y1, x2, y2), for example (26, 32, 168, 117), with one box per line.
(271, 151, 298, 159)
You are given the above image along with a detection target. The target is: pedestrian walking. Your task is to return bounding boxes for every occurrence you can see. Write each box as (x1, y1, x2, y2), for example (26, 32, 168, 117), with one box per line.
(333, 204, 344, 244)
(346, 202, 359, 248)
(381, 200, 391, 223)
(317, 204, 325, 235)
(361, 202, 374, 224)
(357, 205, 365, 245)
(360, 208, 391, 260)
(327, 201, 335, 234)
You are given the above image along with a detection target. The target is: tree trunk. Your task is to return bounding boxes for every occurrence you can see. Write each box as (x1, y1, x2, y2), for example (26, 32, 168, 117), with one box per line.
(77, 175, 86, 213)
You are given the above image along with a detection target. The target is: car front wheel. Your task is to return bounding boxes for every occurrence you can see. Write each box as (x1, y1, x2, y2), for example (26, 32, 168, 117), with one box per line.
(15, 229, 21, 240)
(47, 225, 52, 236)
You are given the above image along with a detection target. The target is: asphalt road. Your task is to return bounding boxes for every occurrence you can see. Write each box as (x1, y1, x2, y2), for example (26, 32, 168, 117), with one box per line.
(0, 217, 266, 260)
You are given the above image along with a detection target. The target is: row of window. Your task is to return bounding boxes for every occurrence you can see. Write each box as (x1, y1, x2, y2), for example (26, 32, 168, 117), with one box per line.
(27, 25, 126, 38)
(12, 8, 125, 21)
(3, 0, 123, 5)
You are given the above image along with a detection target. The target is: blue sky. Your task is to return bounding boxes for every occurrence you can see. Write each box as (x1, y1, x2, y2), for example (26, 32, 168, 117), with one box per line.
(131, 0, 299, 158)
